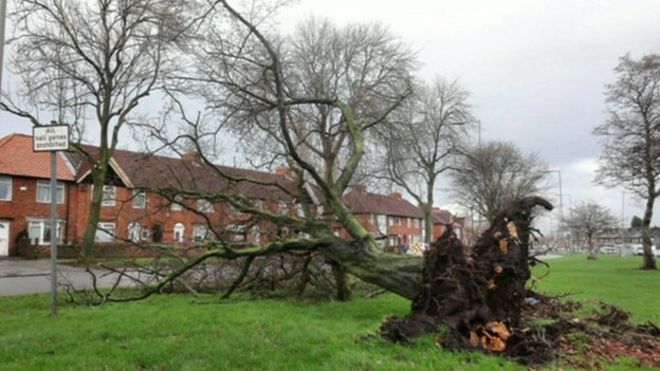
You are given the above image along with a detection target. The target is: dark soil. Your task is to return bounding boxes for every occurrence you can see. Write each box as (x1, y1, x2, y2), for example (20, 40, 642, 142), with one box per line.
(379, 196, 660, 367)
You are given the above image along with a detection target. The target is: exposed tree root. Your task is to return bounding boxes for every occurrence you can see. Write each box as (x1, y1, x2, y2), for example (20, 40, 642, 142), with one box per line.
(379, 196, 660, 366)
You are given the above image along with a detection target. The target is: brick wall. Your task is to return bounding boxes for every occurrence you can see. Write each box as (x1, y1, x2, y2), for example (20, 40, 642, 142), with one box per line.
(0, 176, 72, 255)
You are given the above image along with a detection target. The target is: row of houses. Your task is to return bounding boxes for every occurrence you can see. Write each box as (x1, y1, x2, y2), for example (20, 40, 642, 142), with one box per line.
(0, 133, 464, 257)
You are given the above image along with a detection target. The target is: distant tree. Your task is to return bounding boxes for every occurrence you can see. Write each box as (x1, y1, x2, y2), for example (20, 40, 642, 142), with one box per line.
(563, 202, 617, 260)
(379, 77, 475, 244)
(0, 0, 187, 259)
(630, 215, 643, 229)
(594, 53, 660, 270)
(451, 141, 548, 223)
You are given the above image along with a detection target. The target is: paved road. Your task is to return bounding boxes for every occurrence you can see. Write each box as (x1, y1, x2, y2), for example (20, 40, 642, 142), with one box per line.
(0, 259, 140, 296)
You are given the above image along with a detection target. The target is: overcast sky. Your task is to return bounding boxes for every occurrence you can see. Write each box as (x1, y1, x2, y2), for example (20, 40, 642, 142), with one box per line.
(2, 0, 659, 229)
(280, 0, 660, 229)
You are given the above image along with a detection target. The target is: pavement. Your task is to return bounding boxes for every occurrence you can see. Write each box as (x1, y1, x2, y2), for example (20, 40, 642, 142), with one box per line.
(0, 259, 139, 296)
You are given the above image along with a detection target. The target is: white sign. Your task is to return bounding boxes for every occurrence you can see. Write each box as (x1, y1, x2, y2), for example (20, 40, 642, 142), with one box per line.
(33, 126, 70, 152)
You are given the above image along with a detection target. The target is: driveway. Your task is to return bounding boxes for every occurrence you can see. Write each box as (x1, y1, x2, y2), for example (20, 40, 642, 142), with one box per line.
(0, 259, 139, 296)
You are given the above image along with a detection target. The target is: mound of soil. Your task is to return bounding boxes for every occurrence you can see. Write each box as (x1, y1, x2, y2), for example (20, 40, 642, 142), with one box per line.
(379, 197, 660, 367)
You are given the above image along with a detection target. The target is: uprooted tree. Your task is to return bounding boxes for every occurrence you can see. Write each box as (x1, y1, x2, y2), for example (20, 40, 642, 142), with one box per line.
(53, 1, 659, 366)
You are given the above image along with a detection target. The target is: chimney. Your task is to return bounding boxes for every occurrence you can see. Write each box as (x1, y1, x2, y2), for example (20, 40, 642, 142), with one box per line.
(182, 150, 201, 163)
(352, 184, 366, 194)
(388, 192, 401, 199)
(275, 166, 292, 178)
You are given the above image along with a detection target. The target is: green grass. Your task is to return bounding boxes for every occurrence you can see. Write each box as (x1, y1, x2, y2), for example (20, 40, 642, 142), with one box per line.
(0, 254, 658, 370)
(531, 254, 659, 323)
(0, 295, 520, 370)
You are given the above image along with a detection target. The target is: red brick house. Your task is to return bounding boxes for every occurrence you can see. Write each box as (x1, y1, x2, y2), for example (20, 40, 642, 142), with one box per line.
(0, 133, 300, 256)
(341, 185, 424, 248)
(0, 133, 461, 257)
(0, 134, 80, 256)
(431, 207, 465, 243)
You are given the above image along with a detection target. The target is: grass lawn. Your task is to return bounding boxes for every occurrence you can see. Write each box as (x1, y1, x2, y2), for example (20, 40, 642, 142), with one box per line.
(0, 254, 657, 370)
(531, 254, 659, 324)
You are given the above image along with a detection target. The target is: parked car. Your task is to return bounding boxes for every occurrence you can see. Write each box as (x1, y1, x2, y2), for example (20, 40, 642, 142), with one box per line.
(633, 244, 659, 256)
(598, 245, 618, 254)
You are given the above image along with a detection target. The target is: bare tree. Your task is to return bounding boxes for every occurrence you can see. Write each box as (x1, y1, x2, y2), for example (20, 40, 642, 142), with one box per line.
(451, 141, 549, 223)
(0, 0, 187, 259)
(594, 53, 660, 270)
(379, 77, 474, 244)
(562, 201, 617, 260)
(157, 14, 416, 299)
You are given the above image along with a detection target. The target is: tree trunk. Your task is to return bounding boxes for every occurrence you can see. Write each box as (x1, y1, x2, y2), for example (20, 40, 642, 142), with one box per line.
(80, 157, 110, 261)
(324, 243, 423, 300)
(587, 234, 597, 260)
(330, 261, 352, 301)
(424, 183, 434, 245)
(640, 195, 657, 270)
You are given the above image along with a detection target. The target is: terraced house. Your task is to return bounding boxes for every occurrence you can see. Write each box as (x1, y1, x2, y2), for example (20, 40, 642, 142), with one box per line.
(0, 133, 301, 257)
(0, 132, 462, 257)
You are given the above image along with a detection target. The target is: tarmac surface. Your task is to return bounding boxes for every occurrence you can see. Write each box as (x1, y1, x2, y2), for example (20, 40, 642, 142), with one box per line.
(0, 259, 136, 296)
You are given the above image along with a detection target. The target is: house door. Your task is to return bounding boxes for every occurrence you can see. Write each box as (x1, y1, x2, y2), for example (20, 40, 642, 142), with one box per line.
(0, 221, 9, 256)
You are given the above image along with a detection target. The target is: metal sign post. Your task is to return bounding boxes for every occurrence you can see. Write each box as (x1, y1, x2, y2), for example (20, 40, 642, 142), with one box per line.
(33, 125, 69, 317)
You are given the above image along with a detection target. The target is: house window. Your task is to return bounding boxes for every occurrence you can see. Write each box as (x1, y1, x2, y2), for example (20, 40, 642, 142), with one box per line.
(388, 217, 393, 227)
(36, 180, 65, 204)
(95, 222, 116, 243)
(171, 195, 183, 211)
(227, 223, 246, 242)
(101, 185, 116, 206)
(197, 199, 213, 213)
(192, 224, 209, 241)
(377, 215, 387, 232)
(278, 201, 288, 215)
(174, 223, 185, 242)
(132, 191, 146, 209)
(369, 214, 376, 225)
(27, 219, 65, 245)
(250, 225, 261, 244)
(0, 176, 11, 201)
(127, 222, 142, 242)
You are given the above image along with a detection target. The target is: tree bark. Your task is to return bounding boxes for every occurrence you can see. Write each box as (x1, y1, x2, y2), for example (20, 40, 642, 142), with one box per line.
(80, 153, 110, 260)
(423, 183, 434, 244)
(587, 234, 597, 260)
(640, 195, 657, 269)
(330, 261, 352, 301)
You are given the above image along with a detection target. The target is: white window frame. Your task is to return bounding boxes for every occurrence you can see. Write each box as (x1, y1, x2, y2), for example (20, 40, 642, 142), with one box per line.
(173, 222, 185, 242)
(196, 199, 214, 213)
(171, 195, 183, 211)
(127, 222, 142, 242)
(0, 176, 12, 201)
(278, 201, 288, 215)
(27, 218, 65, 245)
(94, 185, 117, 207)
(226, 223, 246, 242)
(95, 222, 116, 243)
(36, 180, 65, 204)
(132, 190, 146, 209)
(192, 224, 209, 241)
(377, 215, 387, 232)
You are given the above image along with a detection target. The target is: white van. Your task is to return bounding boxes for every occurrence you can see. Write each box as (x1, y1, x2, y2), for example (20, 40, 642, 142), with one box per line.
(633, 244, 659, 256)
